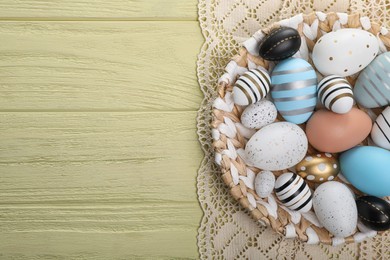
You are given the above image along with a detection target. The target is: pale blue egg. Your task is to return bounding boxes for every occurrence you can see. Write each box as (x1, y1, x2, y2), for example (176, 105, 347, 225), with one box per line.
(354, 52, 390, 108)
(271, 58, 317, 124)
(340, 146, 390, 197)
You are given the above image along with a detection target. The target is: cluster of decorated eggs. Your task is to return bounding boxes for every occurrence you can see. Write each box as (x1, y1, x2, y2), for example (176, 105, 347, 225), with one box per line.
(233, 26, 390, 237)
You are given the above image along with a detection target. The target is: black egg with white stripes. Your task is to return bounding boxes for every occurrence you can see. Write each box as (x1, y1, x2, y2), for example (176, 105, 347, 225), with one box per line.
(371, 106, 390, 150)
(317, 75, 354, 114)
(274, 172, 312, 213)
(233, 68, 271, 106)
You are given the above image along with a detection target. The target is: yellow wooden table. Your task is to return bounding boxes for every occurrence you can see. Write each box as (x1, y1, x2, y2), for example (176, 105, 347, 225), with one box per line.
(0, 1, 203, 259)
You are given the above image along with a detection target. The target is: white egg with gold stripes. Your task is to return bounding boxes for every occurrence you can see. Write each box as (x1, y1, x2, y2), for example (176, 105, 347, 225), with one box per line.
(233, 67, 271, 106)
(371, 106, 390, 150)
(274, 172, 312, 213)
(317, 75, 354, 114)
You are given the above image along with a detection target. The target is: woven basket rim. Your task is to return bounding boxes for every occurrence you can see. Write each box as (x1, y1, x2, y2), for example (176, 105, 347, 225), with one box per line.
(212, 11, 390, 246)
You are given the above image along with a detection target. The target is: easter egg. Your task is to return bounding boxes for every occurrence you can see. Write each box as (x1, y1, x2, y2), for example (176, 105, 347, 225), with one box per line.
(233, 68, 271, 106)
(275, 172, 312, 213)
(259, 26, 301, 61)
(356, 196, 390, 231)
(317, 75, 354, 114)
(354, 52, 390, 108)
(306, 108, 372, 153)
(245, 122, 308, 171)
(340, 146, 390, 197)
(241, 100, 277, 129)
(313, 181, 358, 237)
(312, 28, 378, 76)
(254, 171, 275, 198)
(271, 58, 317, 124)
(295, 153, 339, 183)
(371, 106, 390, 150)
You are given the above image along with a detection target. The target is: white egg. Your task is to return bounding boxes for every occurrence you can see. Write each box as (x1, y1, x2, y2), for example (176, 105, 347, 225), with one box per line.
(317, 75, 354, 114)
(241, 100, 277, 129)
(233, 67, 271, 106)
(371, 106, 390, 150)
(245, 122, 308, 171)
(254, 171, 275, 198)
(275, 172, 312, 213)
(312, 29, 379, 76)
(312, 181, 358, 237)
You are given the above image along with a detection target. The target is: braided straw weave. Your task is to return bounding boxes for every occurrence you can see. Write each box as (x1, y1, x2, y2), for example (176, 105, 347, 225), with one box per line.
(212, 12, 390, 246)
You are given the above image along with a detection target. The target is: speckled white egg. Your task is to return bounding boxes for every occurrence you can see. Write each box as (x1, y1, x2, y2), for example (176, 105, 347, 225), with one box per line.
(254, 171, 275, 198)
(275, 172, 312, 213)
(241, 100, 277, 129)
(245, 122, 308, 171)
(313, 181, 358, 238)
(312, 29, 379, 76)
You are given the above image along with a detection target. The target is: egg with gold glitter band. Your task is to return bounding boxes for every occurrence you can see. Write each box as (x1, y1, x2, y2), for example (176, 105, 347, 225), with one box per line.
(274, 172, 312, 213)
(271, 58, 317, 124)
(317, 75, 354, 114)
(233, 67, 271, 106)
(295, 153, 339, 183)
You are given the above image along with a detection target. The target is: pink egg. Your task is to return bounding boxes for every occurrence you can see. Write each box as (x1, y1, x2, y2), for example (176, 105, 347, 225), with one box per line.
(306, 108, 372, 153)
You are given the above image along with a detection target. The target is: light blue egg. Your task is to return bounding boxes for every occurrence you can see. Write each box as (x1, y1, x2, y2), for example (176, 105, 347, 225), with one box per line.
(354, 52, 390, 108)
(340, 146, 390, 197)
(271, 58, 317, 124)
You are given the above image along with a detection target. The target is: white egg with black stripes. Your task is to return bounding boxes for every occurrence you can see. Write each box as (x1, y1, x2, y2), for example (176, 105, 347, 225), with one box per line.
(274, 172, 312, 213)
(371, 106, 390, 150)
(317, 75, 354, 114)
(233, 67, 271, 106)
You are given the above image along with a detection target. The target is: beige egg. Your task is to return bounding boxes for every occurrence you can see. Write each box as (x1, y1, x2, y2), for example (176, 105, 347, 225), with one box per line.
(295, 153, 339, 183)
(306, 108, 372, 153)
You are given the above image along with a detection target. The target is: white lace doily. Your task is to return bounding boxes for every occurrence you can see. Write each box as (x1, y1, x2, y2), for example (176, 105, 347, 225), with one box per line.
(197, 0, 390, 259)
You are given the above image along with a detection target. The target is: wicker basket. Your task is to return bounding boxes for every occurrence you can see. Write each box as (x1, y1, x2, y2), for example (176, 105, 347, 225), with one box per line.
(212, 12, 390, 246)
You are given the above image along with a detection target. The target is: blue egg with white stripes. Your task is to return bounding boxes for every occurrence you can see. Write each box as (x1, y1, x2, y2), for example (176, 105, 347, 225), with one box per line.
(355, 52, 390, 108)
(271, 58, 318, 124)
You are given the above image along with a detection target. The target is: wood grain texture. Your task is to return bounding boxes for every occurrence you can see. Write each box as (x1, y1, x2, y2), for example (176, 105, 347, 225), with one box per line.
(0, 1, 203, 259)
(0, 112, 202, 259)
(0, 21, 203, 111)
(0, 0, 197, 20)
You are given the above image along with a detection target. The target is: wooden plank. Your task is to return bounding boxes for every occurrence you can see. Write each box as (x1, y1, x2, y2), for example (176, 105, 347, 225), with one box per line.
(0, 111, 202, 259)
(0, 21, 203, 111)
(0, 0, 198, 20)
(0, 231, 199, 259)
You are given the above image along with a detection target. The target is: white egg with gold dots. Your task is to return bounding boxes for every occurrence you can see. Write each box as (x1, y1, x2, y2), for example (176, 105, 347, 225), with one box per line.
(312, 28, 379, 76)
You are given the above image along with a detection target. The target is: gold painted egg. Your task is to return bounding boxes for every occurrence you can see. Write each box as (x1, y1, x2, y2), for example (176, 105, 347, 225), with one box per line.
(295, 153, 339, 183)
